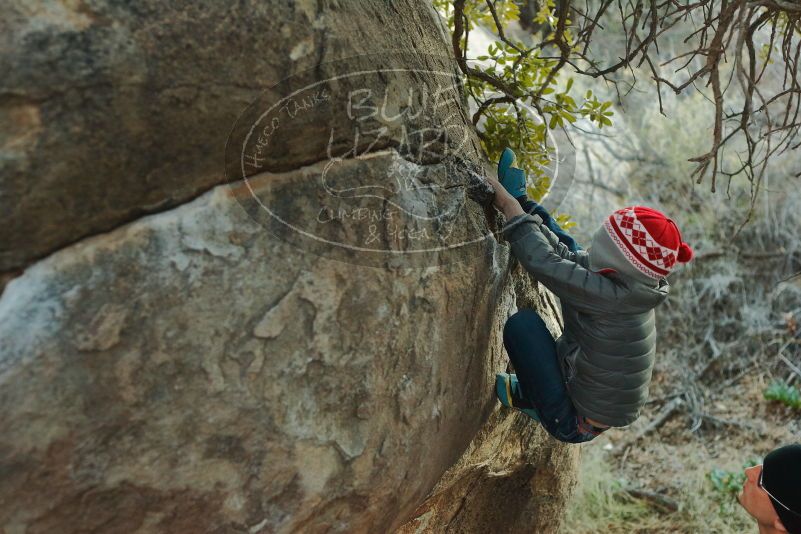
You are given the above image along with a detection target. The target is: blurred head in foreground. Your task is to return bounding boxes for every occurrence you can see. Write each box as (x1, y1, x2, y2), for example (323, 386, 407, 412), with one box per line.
(739, 444, 801, 534)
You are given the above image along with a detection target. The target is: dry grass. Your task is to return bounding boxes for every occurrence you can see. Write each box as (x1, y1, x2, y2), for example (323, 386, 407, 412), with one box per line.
(563, 445, 755, 533)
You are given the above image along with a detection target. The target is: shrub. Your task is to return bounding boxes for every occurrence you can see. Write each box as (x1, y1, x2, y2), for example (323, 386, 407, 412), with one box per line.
(763, 381, 801, 410)
(708, 458, 760, 501)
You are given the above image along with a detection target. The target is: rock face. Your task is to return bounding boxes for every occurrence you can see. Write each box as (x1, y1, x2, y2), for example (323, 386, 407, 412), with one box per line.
(0, 1, 579, 533)
(398, 412, 580, 534)
(0, 0, 480, 272)
(0, 158, 506, 532)
(398, 275, 580, 534)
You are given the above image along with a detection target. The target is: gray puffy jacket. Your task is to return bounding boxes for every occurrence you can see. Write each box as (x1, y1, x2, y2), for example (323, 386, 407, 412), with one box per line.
(501, 212, 670, 427)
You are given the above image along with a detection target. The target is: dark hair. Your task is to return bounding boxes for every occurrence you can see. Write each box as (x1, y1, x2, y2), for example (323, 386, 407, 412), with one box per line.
(775, 507, 801, 534)
(763, 444, 801, 534)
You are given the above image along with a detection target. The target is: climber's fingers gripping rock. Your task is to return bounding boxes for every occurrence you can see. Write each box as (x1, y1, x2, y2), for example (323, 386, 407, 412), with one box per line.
(486, 175, 517, 211)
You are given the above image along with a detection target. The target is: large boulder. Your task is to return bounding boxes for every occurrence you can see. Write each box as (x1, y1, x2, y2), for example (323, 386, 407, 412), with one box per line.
(0, 0, 479, 273)
(0, 152, 583, 533)
(0, 154, 512, 532)
(0, 1, 579, 532)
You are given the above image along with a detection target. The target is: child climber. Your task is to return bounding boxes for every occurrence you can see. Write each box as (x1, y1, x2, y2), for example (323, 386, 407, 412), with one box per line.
(488, 148, 694, 444)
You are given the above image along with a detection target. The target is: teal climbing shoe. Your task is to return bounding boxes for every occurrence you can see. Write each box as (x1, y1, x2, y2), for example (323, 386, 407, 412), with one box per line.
(495, 373, 541, 422)
(496, 372, 516, 408)
(496, 147, 527, 198)
(520, 406, 540, 422)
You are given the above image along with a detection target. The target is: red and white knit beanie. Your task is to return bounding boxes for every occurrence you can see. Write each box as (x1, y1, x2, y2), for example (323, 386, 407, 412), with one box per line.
(602, 206, 694, 279)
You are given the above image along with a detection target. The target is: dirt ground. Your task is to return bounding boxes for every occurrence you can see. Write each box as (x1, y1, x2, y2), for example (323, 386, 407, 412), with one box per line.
(563, 359, 800, 533)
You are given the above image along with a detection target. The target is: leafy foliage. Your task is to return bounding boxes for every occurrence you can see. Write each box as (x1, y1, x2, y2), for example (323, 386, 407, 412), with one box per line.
(708, 457, 760, 519)
(763, 381, 801, 410)
(439, 0, 801, 228)
(432, 0, 614, 207)
(708, 468, 746, 499)
(433, 0, 520, 31)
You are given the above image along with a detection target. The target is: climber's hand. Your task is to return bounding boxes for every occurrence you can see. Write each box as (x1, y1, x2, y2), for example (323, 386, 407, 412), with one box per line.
(485, 175, 514, 209)
(486, 175, 525, 219)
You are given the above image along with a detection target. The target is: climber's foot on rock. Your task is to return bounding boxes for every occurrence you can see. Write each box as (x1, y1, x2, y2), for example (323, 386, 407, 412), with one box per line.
(496, 373, 541, 422)
(496, 372, 515, 408)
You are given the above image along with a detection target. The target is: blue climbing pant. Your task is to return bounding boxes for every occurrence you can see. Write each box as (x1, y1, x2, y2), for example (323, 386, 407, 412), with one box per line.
(502, 309, 606, 444)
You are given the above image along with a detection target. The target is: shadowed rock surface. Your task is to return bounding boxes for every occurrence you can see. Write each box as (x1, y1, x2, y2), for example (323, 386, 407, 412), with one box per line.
(0, 0, 480, 273)
(0, 1, 579, 532)
(0, 159, 507, 532)
(397, 273, 581, 534)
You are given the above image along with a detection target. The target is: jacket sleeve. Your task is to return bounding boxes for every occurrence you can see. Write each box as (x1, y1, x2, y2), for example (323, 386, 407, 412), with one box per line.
(536, 214, 582, 263)
(524, 202, 582, 254)
(501, 213, 628, 314)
